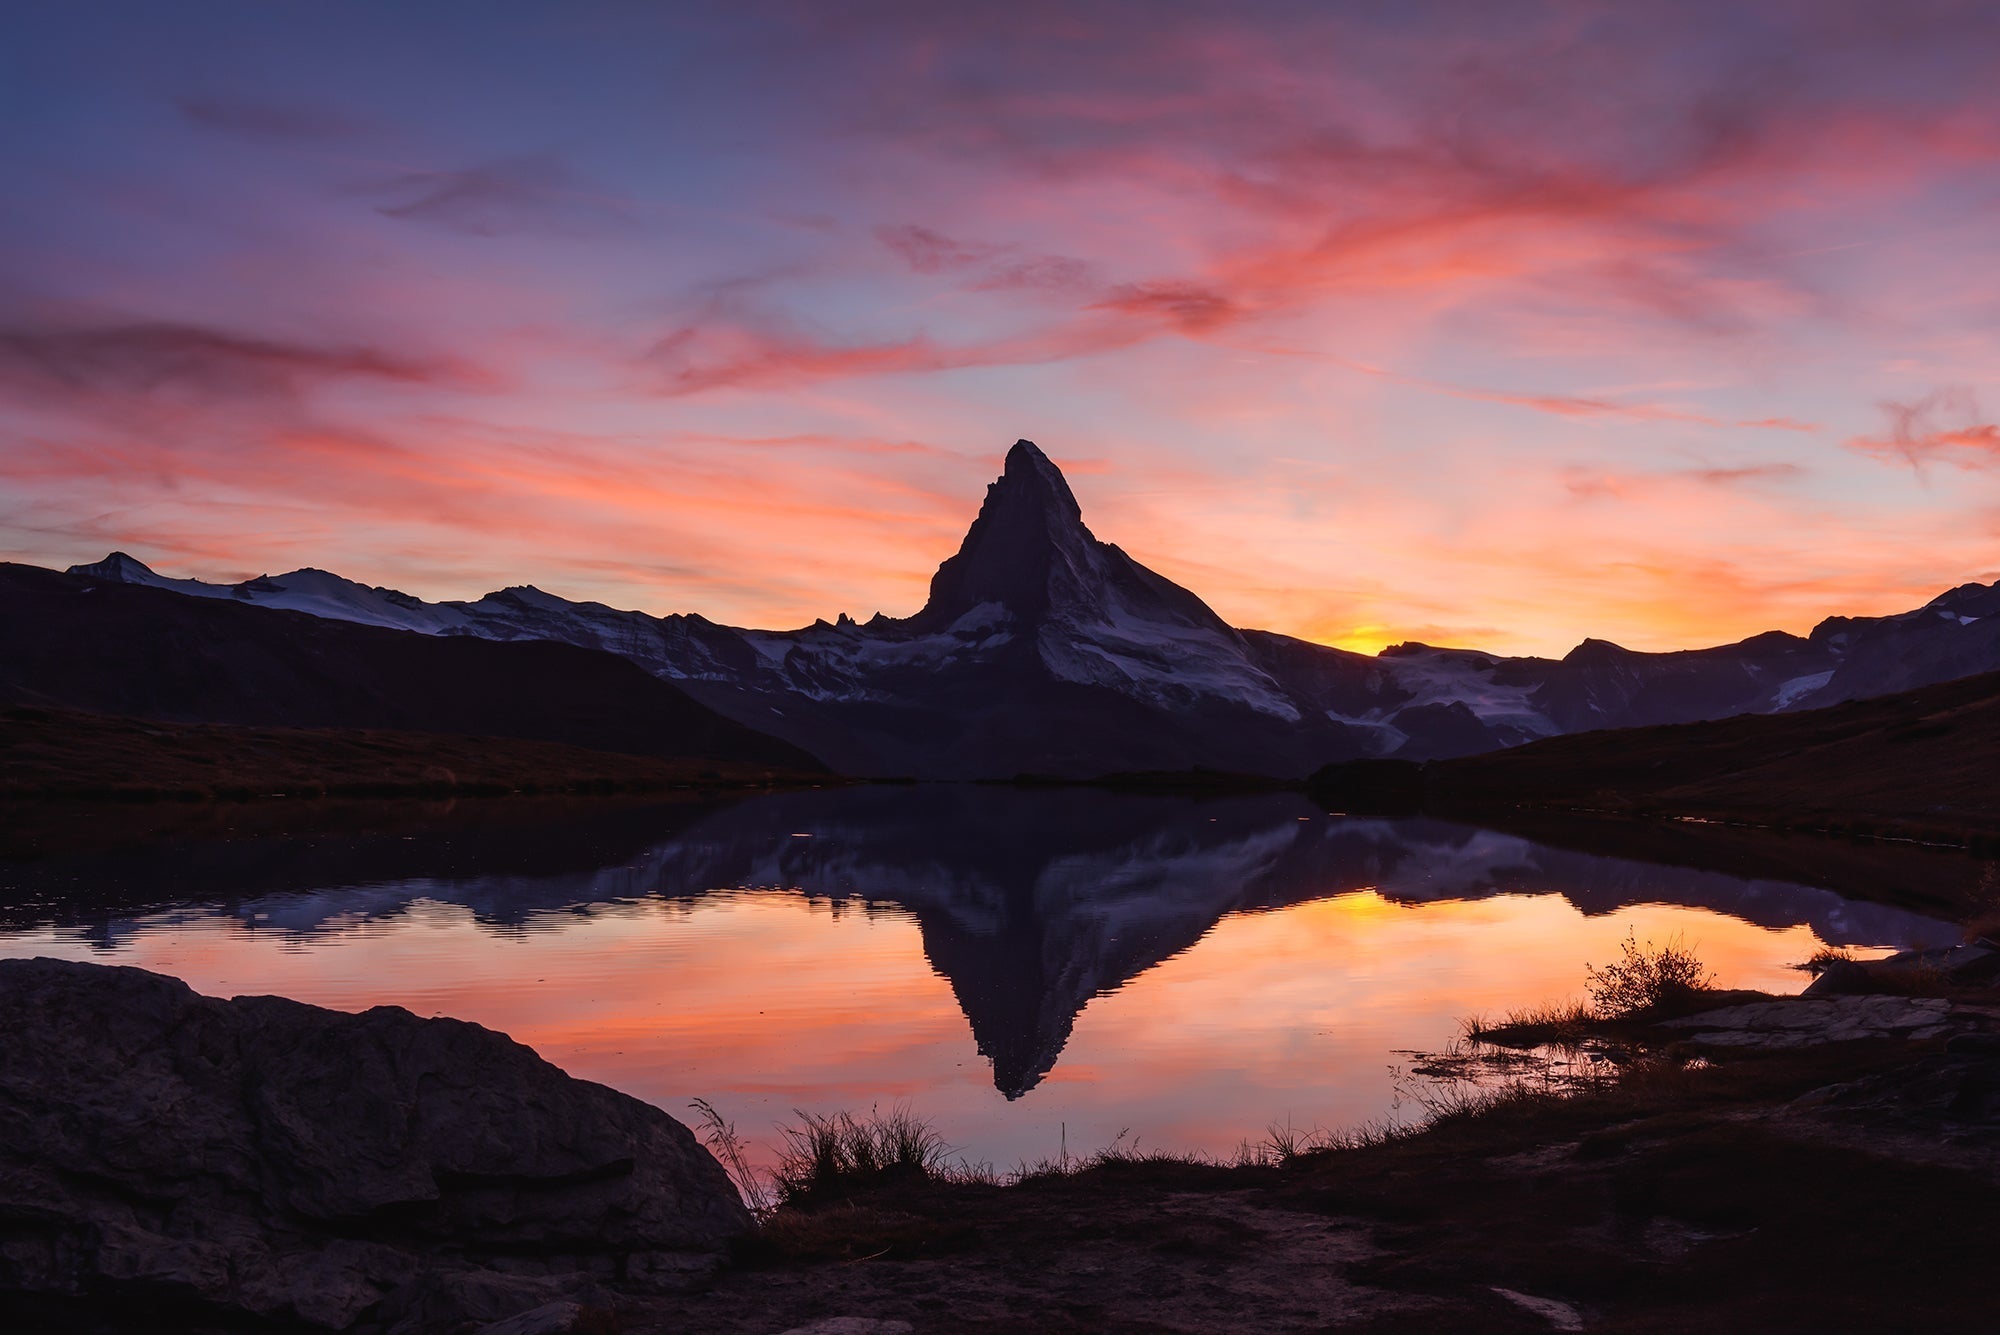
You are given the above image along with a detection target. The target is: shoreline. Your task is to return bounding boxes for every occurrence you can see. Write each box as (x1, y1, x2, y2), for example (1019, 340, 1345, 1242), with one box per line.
(9, 951, 1998, 1331)
(674, 937, 2000, 1331)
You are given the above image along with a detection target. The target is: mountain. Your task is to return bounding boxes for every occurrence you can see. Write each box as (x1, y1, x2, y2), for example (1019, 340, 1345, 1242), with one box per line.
(0, 562, 822, 772)
(61, 439, 2000, 778)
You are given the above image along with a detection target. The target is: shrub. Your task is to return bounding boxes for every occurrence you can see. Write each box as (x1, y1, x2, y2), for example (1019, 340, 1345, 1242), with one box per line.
(1585, 929, 1714, 1017)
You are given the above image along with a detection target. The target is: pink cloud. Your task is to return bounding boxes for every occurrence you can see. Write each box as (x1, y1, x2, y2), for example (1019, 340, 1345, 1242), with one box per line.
(1089, 281, 1240, 333)
(0, 321, 475, 406)
(874, 224, 1004, 273)
(1850, 389, 2000, 471)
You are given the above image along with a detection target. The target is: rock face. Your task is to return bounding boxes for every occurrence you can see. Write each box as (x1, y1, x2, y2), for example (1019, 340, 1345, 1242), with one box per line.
(0, 957, 750, 1331)
(1658, 995, 1955, 1048)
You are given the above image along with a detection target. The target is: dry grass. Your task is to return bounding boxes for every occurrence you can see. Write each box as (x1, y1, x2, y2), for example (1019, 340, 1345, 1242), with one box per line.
(1242, 1115, 1414, 1164)
(1793, 944, 1856, 974)
(746, 1202, 977, 1264)
(772, 1105, 963, 1204)
(1010, 1118, 1420, 1180)
(1857, 963, 1954, 998)
(1462, 998, 1597, 1048)
(688, 1097, 773, 1215)
(1964, 862, 2000, 943)
(1013, 1127, 1221, 1180)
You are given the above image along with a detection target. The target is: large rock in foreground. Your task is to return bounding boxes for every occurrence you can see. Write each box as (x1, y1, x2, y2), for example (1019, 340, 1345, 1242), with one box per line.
(0, 957, 750, 1330)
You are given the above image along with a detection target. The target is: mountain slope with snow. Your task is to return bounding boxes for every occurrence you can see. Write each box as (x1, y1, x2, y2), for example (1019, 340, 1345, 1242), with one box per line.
(67, 440, 2000, 778)
(4, 562, 821, 773)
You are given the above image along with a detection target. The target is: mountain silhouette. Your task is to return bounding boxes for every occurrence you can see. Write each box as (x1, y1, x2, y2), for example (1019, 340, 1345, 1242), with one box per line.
(53, 439, 2000, 778)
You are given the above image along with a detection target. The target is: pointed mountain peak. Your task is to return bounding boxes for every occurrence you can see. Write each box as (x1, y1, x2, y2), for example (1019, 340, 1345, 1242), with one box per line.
(907, 440, 1098, 630)
(905, 438, 1237, 646)
(68, 551, 157, 582)
(996, 439, 1083, 523)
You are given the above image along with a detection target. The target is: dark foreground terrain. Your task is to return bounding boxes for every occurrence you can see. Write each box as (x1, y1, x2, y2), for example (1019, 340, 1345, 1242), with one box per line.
(0, 706, 825, 801)
(663, 954, 2000, 1334)
(7, 948, 2000, 1333)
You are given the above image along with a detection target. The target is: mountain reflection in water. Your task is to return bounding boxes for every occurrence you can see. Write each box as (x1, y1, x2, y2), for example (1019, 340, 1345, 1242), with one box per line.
(0, 787, 1958, 1157)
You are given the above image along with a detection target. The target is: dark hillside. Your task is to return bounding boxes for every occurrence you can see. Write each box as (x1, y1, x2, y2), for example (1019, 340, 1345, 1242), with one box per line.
(0, 706, 820, 802)
(1315, 667, 2000, 849)
(0, 563, 824, 773)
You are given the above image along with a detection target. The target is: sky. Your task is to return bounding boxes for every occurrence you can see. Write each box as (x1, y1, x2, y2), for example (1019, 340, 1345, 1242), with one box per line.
(3, 0, 1999, 657)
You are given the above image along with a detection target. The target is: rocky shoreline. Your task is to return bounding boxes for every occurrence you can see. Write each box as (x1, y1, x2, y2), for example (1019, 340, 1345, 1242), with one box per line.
(6, 954, 2000, 1332)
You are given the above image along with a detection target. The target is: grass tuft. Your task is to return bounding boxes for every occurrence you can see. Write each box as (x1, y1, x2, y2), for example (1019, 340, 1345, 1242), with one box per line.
(1463, 999, 1597, 1048)
(772, 1104, 954, 1204)
(1013, 1128, 1223, 1180)
(1793, 944, 1855, 974)
(689, 1097, 774, 1216)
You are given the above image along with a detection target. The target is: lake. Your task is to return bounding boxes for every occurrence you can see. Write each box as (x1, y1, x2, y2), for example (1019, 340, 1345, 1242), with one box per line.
(0, 786, 1959, 1171)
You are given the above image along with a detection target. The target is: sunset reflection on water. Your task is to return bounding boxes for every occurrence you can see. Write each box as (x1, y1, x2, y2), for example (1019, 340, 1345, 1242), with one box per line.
(0, 790, 1957, 1169)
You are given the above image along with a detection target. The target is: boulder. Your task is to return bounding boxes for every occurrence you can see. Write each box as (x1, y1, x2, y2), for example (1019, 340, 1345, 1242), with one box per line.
(0, 957, 751, 1330)
(1798, 1049, 2000, 1136)
(1870, 944, 2000, 985)
(1801, 959, 1874, 997)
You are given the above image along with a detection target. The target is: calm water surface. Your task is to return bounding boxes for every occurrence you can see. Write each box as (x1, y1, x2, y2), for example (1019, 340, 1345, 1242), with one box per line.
(0, 787, 1957, 1169)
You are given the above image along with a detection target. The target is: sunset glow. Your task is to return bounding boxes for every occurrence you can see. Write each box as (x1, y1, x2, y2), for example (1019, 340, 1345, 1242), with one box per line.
(5, 3, 2000, 654)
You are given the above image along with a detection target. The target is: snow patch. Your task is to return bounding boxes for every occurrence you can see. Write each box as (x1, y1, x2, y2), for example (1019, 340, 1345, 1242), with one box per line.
(1773, 669, 1834, 708)
(1371, 648, 1559, 740)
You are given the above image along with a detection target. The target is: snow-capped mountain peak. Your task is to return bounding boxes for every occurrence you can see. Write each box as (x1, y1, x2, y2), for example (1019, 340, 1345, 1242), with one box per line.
(901, 440, 1295, 718)
(68, 551, 219, 598)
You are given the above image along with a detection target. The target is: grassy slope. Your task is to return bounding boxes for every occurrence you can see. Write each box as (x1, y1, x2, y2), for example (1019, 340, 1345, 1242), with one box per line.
(0, 706, 823, 800)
